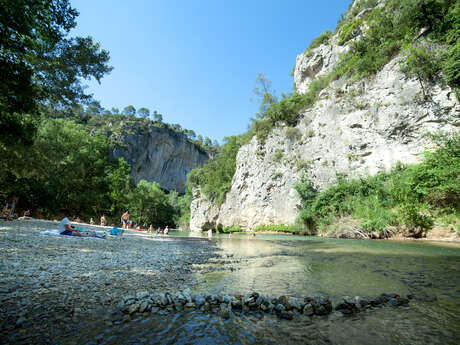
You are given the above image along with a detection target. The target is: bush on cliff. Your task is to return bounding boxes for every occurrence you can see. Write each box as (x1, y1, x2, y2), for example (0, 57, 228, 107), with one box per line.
(294, 133, 460, 235)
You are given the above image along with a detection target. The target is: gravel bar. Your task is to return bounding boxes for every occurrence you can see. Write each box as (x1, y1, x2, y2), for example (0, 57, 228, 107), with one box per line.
(0, 219, 219, 344)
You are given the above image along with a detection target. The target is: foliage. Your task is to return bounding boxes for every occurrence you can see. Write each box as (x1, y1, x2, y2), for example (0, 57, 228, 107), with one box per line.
(332, 0, 460, 95)
(0, 119, 115, 217)
(443, 41, 460, 99)
(172, 187, 194, 230)
(219, 226, 242, 233)
(252, 73, 277, 115)
(188, 135, 244, 204)
(249, 75, 330, 143)
(294, 133, 460, 235)
(304, 30, 333, 55)
(272, 149, 284, 163)
(0, 118, 185, 227)
(46, 103, 220, 154)
(126, 180, 175, 228)
(105, 158, 133, 216)
(0, 0, 112, 147)
(285, 127, 301, 141)
(338, 18, 363, 45)
(401, 44, 441, 96)
(254, 224, 297, 233)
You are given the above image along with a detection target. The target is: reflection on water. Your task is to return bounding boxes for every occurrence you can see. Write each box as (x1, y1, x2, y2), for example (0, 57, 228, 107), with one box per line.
(78, 233, 460, 345)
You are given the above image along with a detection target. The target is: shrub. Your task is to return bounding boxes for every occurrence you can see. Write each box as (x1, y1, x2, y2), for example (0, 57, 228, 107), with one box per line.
(443, 41, 460, 99)
(273, 171, 283, 179)
(254, 224, 297, 233)
(304, 30, 333, 55)
(272, 149, 284, 163)
(221, 226, 242, 233)
(285, 127, 301, 141)
(401, 44, 441, 97)
(187, 135, 244, 205)
(338, 18, 363, 45)
(293, 133, 460, 235)
(296, 159, 311, 171)
(249, 75, 330, 144)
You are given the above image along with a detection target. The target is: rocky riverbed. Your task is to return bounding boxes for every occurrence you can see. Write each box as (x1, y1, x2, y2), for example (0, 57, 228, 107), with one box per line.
(0, 220, 220, 344)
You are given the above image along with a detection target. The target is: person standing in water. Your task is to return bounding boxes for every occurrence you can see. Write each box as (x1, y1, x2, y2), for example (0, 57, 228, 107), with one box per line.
(207, 229, 213, 239)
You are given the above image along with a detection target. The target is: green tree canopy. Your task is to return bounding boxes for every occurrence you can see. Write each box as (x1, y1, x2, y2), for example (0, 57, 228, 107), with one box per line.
(0, 0, 112, 147)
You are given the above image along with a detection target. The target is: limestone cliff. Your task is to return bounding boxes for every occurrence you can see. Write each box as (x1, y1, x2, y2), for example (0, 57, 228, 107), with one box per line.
(190, 2, 459, 231)
(110, 123, 209, 193)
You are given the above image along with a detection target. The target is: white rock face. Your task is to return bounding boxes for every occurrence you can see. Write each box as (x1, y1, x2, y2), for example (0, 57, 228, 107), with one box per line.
(294, 35, 349, 94)
(190, 30, 460, 231)
(111, 124, 209, 193)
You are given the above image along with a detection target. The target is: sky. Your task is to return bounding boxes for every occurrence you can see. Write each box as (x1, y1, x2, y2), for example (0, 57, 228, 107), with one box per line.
(71, 0, 351, 143)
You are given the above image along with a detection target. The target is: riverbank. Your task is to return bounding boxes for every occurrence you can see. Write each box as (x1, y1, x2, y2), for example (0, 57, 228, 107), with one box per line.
(214, 228, 460, 243)
(0, 219, 221, 344)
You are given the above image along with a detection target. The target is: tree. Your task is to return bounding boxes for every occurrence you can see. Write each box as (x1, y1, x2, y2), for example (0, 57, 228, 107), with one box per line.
(197, 135, 203, 145)
(137, 107, 150, 119)
(187, 129, 196, 139)
(0, 0, 112, 147)
(171, 123, 182, 132)
(30, 118, 111, 215)
(86, 101, 104, 116)
(152, 111, 163, 122)
(204, 137, 212, 146)
(251, 73, 277, 117)
(123, 105, 136, 117)
(402, 45, 441, 98)
(126, 180, 174, 227)
(105, 158, 133, 215)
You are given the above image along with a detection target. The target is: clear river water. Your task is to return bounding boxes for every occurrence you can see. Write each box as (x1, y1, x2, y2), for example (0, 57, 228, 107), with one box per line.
(81, 232, 460, 345)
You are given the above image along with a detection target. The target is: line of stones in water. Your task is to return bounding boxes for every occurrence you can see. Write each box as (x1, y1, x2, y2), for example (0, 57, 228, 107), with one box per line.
(117, 289, 412, 323)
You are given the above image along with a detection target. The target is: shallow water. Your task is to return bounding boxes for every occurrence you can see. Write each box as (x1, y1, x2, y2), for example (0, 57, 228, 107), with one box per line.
(78, 233, 460, 345)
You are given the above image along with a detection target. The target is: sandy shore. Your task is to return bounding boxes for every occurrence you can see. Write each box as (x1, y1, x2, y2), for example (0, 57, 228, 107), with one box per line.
(0, 219, 219, 344)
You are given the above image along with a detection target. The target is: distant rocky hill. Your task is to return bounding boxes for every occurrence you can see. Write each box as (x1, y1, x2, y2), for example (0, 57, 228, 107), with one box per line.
(110, 123, 210, 193)
(190, 0, 459, 231)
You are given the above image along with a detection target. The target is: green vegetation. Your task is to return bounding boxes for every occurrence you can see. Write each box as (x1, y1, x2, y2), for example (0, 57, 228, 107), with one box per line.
(257, 0, 460, 146)
(304, 30, 333, 55)
(188, 136, 244, 205)
(334, 0, 460, 94)
(47, 103, 220, 154)
(248, 75, 330, 143)
(338, 18, 363, 45)
(294, 133, 460, 236)
(254, 224, 297, 233)
(0, 0, 111, 176)
(0, 117, 179, 227)
(191, 1, 460, 212)
(272, 149, 284, 163)
(285, 127, 301, 141)
(217, 225, 242, 233)
(0, 0, 213, 228)
(401, 45, 441, 97)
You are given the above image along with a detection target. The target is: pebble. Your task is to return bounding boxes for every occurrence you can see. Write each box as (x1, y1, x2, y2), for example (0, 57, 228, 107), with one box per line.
(0, 219, 220, 345)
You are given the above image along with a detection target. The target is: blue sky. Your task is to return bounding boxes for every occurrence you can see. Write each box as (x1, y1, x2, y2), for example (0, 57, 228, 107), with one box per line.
(72, 0, 350, 143)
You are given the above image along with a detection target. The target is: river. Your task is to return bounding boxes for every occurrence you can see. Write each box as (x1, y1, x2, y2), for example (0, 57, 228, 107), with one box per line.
(77, 232, 460, 345)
